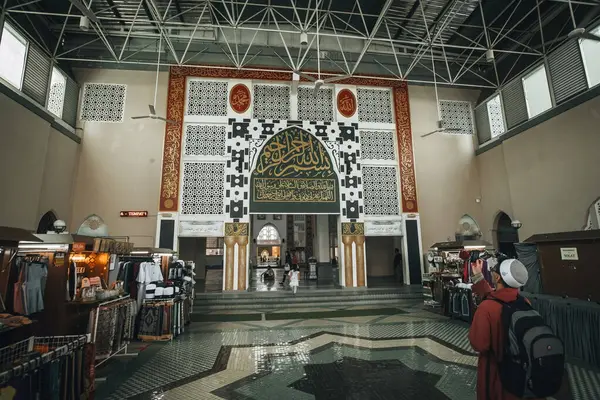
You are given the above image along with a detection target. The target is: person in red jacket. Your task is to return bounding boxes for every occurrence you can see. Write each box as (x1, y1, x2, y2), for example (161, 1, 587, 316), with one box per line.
(468, 257, 542, 400)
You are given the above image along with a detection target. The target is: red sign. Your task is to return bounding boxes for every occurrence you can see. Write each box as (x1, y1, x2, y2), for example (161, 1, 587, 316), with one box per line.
(72, 243, 86, 252)
(120, 211, 148, 218)
(337, 89, 357, 118)
(229, 84, 251, 113)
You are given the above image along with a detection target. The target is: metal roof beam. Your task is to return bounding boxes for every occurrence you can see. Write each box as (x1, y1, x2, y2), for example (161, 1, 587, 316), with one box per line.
(351, 0, 394, 75)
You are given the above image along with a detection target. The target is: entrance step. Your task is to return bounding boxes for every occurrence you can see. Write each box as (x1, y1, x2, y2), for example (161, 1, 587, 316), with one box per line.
(191, 286, 423, 322)
(191, 304, 413, 323)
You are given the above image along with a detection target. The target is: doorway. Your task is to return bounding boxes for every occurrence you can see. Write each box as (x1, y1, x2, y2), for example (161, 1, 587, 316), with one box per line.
(178, 237, 224, 293)
(495, 212, 519, 258)
(365, 236, 404, 288)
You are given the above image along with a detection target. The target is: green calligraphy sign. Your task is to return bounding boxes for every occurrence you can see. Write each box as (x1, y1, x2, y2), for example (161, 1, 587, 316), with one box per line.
(250, 127, 339, 213)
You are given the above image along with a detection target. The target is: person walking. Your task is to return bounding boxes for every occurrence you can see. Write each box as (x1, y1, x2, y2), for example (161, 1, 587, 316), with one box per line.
(469, 257, 563, 400)
(288, 266, 300, 295)
(281, 251, 292, 285)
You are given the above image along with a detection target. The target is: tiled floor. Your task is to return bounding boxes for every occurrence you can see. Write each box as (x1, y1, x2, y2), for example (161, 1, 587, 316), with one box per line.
(97, 303, 600, 400)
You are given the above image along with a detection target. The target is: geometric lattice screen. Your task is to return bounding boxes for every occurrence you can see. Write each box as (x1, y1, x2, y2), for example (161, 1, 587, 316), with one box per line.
(47, 71, 66, 119)
(361, 131, 396, 160)
(181, 162, 225, 215)
(486, 95, 505, 138)
(184, 125, 226, 156)
(297, 86, 334, 122)
(439, 100, 473, 135)
(186, 80, 228, 116)
(253, 84, 291, 120)
(81, 83, 127, 123)
(357, 88, 393, 124)
(362, 166, 400, 215)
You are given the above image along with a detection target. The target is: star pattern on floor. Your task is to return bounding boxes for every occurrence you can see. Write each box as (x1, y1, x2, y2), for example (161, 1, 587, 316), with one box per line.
(158, 332, 478, 400)
(291, 357, 450, 400)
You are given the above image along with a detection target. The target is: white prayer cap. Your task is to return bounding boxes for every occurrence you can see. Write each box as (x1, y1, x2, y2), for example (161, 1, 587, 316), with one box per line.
(499, 259, 528, 288)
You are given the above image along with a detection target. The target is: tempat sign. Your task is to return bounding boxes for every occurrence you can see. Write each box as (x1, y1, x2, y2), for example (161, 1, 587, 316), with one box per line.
(337, 89, 357, 118)
(229, 84, 251, 114)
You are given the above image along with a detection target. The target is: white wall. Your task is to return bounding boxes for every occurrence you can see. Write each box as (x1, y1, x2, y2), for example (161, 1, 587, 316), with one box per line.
(408, 85, 483, 250)
(70, 69, 167, 246)
(0, 92, 79, 230)
(477, 95, 600, 242)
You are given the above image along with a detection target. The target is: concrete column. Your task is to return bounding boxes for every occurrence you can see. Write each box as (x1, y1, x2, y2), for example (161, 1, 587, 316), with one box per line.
(316, 215, 329, 263)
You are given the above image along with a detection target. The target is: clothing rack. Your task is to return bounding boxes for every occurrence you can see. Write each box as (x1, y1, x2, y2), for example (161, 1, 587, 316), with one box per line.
(91, 297, 138, 368)
(0, 334, 89, 386)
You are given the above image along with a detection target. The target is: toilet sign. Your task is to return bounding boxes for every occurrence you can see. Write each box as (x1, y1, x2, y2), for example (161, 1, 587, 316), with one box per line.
(560, 247, 579, 261)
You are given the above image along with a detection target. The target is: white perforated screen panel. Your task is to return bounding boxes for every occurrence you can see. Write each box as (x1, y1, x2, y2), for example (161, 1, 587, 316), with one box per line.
(297, 87, 334, 122)
(81, 83, 126, 122)
(362, 166, 400, 216)
(361, 131, 396, 160)
(253, 84, 290, 120)
(357, 88, 393, 124)
(184, 125, 226, 156)
(181, 162, 225, 215)
(439, 100, 473, 135)
(186, 80, 228, 116)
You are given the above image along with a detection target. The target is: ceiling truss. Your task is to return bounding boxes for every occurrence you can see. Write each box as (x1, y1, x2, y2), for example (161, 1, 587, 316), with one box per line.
(2, 0, 600, 89)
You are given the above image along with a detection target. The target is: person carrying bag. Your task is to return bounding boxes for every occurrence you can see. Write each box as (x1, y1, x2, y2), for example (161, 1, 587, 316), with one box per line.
(469, 256, 564, 400)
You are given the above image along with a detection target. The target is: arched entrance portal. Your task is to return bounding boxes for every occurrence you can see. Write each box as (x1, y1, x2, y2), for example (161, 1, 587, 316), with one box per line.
(37, 211, 58, 233)
(246, 126, 341, 290)
(495, 212, 519, 258)
(250, 126, 340, 214)
(256, 223, 282, 267)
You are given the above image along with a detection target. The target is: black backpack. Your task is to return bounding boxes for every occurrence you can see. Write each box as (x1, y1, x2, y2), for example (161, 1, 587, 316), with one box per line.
(488, 295, 564, 399)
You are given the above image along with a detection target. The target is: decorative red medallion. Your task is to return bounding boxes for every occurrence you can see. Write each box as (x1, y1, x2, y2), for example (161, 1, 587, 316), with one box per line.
(229, 84, 251, 113)
(337, 89, 357, 118)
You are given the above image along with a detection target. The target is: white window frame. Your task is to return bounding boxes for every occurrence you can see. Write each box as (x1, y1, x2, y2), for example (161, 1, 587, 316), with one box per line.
(0, 23, 28, 90)
(486, 94, 505, 138)
(579, 25, 600, 89)
(522, 64, 553, 119)
(47, 67, 67, 118)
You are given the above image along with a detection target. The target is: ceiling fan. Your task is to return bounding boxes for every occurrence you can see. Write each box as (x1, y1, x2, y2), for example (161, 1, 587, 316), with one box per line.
(420, 42, 462, 138)
(131, 34, 175, 124)
(563, 0, 600, 42)
(294, 3, 350, 95)
(566, 0, 600, 42)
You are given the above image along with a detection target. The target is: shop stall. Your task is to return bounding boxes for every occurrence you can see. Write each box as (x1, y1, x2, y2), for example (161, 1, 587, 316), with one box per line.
(128, 248, 194, 342)
(0, 227, 43, 345)
(423, 239, 494, 323)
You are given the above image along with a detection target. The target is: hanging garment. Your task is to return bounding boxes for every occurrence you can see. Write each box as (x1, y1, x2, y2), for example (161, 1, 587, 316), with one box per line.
(13, 262, 28, 315)
(24, 262, 47, 314)
(66, 261, 77, 301)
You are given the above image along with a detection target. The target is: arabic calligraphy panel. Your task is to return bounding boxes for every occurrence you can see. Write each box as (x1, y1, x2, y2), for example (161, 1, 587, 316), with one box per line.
(250, 126, 339, 214)
(337, 89, 357, 118)
(254, 178, 337, 203)
(229, 83, 251, 114)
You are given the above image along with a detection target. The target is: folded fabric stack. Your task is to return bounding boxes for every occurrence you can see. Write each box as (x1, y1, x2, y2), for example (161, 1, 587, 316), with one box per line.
(0, 313, 33, 331)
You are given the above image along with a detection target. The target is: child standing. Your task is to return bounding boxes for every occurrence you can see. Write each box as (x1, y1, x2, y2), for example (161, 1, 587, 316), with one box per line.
(289, 266, 300, 294)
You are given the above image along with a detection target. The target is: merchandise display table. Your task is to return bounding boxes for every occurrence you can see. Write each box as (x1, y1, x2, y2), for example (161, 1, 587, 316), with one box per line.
(522, 292, 600, 368)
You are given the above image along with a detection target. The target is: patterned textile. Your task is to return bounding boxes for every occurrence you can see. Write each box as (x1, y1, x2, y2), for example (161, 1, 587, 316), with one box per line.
(95, 306, 117, 359)
(89, 299, 137, 360)
(138, 306, 161, 336)
(83, 343, 95, 398)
